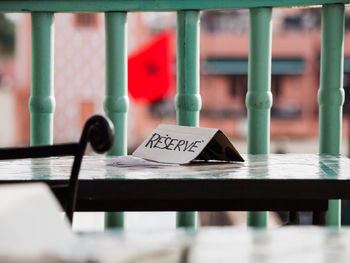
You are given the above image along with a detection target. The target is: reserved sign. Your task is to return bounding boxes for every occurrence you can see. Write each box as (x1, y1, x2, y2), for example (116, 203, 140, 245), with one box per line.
(132, 124, 244, 164)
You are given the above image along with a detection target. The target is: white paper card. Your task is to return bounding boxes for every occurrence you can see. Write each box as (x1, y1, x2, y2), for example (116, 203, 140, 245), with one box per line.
(132, 124, 244, 164)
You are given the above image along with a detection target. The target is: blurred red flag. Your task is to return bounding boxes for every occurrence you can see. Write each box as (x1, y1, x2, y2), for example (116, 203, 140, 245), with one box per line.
(128, 31, 174, 103)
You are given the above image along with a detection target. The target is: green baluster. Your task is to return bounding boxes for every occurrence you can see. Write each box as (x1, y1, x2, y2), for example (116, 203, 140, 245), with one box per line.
(175, 10, 201, 228)
(318, 4, 345, 227)
(29, 12, 55, 146)
(246, 7, 272, 228)
(104, 11, 129, 229)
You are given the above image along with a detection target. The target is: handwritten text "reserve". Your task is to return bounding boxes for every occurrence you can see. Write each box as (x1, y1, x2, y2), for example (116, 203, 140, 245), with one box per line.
(145, 133, 203, 152)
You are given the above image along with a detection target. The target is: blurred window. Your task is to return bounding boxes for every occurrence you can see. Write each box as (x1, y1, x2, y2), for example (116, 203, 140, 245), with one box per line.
(343, 74, 350, 115)
(74, 13, 98, 28)
(201, 10, 249, 33)
(283, 16, 302, 30)
(283, 9, 321, 31)
(345, 14, 350, 31)
(0, 14, 15, 55)
(271, 76, 301, 119)
(229, 75, 247, 103)
(272, 76, 281, 99)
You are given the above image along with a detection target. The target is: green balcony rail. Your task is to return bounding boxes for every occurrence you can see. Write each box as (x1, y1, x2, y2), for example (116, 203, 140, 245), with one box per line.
(0, 0, 349, 12)
(175, 10, 201, 228)
(104, 11, 128, 228)
(246, 7, 272, 227)
(29, 12, 55, 146)
(0, 0, 346, 229)
(319, 4, 345, 227)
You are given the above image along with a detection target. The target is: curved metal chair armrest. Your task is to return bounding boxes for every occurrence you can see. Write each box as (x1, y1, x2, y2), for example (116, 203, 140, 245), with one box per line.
(66, 115, 114, 222)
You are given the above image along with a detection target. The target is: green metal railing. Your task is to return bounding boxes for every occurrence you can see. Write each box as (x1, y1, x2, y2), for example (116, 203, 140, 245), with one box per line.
(0, 0, 348, 228)
(319, 4, 345, 227)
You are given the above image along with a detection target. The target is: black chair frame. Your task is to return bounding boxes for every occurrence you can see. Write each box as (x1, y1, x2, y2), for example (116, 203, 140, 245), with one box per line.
(0, 115, 114, 223)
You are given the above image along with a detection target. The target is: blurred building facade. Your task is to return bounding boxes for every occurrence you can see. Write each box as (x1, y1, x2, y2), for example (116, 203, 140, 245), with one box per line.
(7, 8, 350, 149)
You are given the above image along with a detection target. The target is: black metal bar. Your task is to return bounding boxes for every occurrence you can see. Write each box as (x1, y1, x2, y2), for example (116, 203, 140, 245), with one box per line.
(0, 143, 79, 160)
(288, 211, 300, 225)
(313, 211, 327, 225)
(0, 178, 330, 215)
(67, 178, 350, 200)
(53, 196, 329, 212)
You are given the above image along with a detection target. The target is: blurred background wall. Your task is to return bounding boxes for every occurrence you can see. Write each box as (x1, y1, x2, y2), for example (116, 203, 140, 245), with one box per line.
(1, 8, 350, 155)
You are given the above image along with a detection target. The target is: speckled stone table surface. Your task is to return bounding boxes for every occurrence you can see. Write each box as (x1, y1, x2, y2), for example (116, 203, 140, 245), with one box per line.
(0, 154, 349, 212)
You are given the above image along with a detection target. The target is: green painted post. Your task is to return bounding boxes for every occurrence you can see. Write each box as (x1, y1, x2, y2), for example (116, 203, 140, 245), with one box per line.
(29, 12, 55, 146)
(104, 12, 129, 156)
(175, 10, 201, 228)
(246, 7, 272, 228)
(104, 12, 129, 229)
(318, 4, 345, 227)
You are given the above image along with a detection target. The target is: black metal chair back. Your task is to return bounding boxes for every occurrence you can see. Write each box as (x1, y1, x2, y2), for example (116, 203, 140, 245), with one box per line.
(0, 115, 114, 223)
